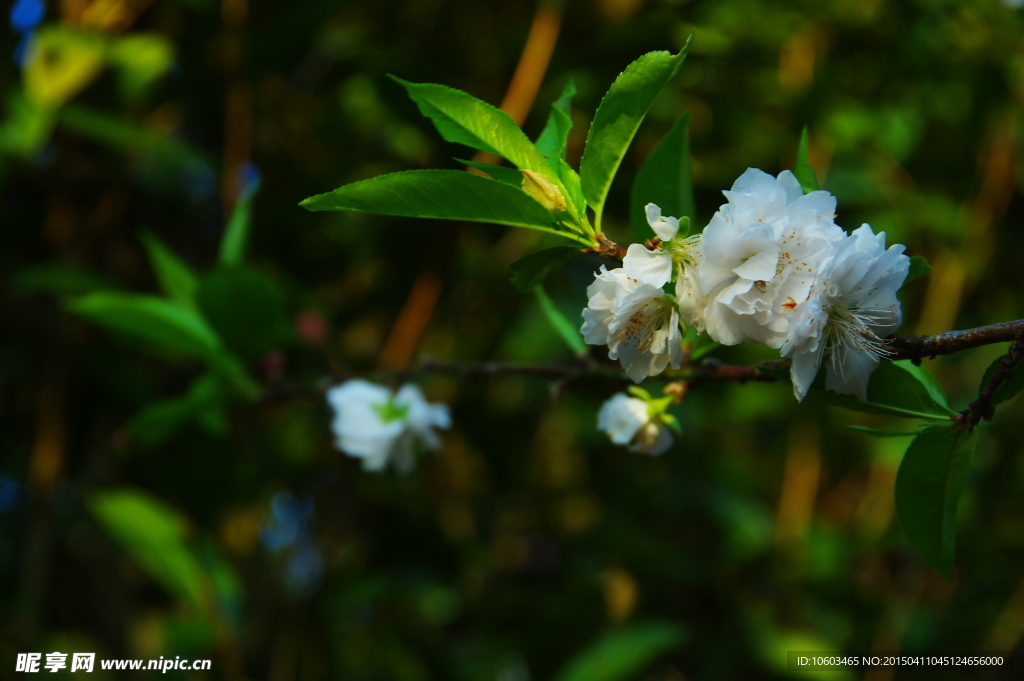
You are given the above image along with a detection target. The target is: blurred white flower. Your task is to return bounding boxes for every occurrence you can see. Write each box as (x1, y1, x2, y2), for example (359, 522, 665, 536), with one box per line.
(698, 168, 844, 347)
(580, 266, 683, 383)
(326, 379, 450, 472)
(781, 225, 910, 401)
(597, 392, 674, 455)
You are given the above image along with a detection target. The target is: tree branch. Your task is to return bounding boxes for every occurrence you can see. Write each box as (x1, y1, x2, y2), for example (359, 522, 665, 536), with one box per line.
(887, 320, 1024, 361)
(956, 339, 1024, 432)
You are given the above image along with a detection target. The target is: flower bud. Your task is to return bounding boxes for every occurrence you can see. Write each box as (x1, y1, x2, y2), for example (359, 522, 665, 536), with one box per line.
(520, 169, 567, 213)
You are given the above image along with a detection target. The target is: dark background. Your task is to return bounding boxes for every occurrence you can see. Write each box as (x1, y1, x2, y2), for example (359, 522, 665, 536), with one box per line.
(3, 0, 1024, 678)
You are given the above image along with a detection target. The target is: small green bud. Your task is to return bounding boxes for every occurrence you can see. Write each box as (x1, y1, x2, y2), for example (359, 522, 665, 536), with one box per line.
(520, 170, 567, 213)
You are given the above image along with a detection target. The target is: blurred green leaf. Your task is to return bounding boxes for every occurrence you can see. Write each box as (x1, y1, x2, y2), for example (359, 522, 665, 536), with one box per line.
(455, 158, 523, 186)
(905, 255, 933, 284)
(534, 285, 586, 356)
(58, 104, 210, 168)
(509, 246, 579, 292)
(580, 37, 692, 227)
(847, 426, 924, 438)
(300, 170, 580, 240)
(535, 79, 576, 161)
(895, 426, 979, 576)
(388, 76, 557, 181)
(219, 190, 255, 267)
(811, 360, 956, 421)
(140, 231, 198, 306)
(14, 264, 119, 295)
(794, 127, 820, 193)
(128, 374, 227, 447)
(89, 488, 209, 609)
(979, 354, 1024, 406)
(109, 34, 174, 99)
(0, 91, 55, 157)
(23, 27, 107, 110)
(66, 292, 222, 359)
(197, 267, 288, 361)
(555, 621, 685, 681)
(630, 109, 695, 243)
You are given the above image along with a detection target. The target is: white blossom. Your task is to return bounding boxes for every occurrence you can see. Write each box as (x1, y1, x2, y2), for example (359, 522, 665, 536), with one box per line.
(781, 224, 910, 402)
(597, 392, 673, 455)
(580, 266, 683, 383)
(623, 203, 707, 334)
(697, 168, 844, 348)
(326, 379, 450, 472)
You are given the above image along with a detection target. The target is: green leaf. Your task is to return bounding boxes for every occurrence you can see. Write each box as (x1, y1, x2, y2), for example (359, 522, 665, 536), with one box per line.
(847, 426, 925, 438)
(128, 374, 227, 447)
(197, 267, 289, 361)
(534, 286, 586, 356)
(139, 231, 198, 306)
(300, 170, 582, 241)
(536, 79, 576, 161)
(793, 126, 820, 193)
(812, 360, 956, 421)
(89, 488, 209, 609)
(555, 621, 685, 681)
(895, 426, 979, 576)
(509, 247, 579, 292)
(455, 158, 523, 186)
(66, 292, 222, 360)
(219, 189, 256, 267)
(14, 264, 120, 295)
(59, 104, 210, 169)
(905, 255, 933, 284)
(108, 33, 174, 99)
(630, 109, 695, 243)
(580, 37, 693, 228)
(389, 76, 554, 177)
(979, 354, 1024, 406)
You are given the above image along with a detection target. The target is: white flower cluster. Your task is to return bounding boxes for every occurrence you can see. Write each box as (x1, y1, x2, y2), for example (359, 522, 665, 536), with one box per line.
(326, 380, 450, 473)
(583, 168, 910, 403)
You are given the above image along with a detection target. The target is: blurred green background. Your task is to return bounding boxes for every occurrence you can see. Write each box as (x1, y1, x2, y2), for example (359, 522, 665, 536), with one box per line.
(3, 0, 1024, 678)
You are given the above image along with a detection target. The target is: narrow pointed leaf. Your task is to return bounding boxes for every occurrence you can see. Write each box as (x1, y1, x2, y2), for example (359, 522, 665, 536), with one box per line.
(895, 426, 979, 576)
(509, 246, 579, 292)
(534, 286, 586, 356)
(66, 292, 222, 359)
(631, 109, 695, 243)
(794, 127, 820, 193)
(140, 231, 198, 305)
(905, 255, 933, 284)
(580, 37, 693, 226)
(456, 158, 523, 186)
(389, 76, 554, 176)
(536, 79, 576, 161)
(555, 621, 686, 681)
(219, 190, 255, 266)
(89, 489, 209, 609)
(811, 360, 956, 421)
(847, 426, 925, 438)
(301, 170, 575, 237)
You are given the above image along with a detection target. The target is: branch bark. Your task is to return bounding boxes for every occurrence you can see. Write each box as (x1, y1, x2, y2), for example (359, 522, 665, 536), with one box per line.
(956, 339, 1024, 432)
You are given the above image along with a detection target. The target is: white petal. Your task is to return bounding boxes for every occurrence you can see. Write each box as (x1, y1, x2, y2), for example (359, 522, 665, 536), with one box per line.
(790, 346, 822, 402)
(732, 247, 779, 281)
(623, 244, 673, 287)
(645, 203, 679, 241)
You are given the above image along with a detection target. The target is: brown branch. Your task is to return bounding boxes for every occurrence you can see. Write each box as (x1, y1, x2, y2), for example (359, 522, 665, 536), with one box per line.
(956, 339, 1024, 432)
(887, 320, 1024, 361)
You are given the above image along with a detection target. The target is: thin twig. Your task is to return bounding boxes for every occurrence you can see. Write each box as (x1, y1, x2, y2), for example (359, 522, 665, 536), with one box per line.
(956, 338, 1024, 432)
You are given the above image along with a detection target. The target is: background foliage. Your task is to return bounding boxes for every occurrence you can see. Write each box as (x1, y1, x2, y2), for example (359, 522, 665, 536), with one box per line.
(3, 0, 1024, 678)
